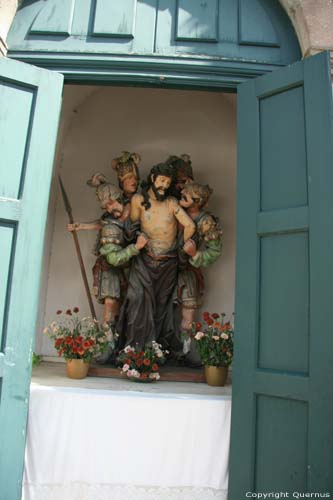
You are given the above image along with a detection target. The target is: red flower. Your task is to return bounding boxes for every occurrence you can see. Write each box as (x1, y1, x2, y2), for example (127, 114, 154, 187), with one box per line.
(88, 339, 95, 346)
(195, 322, 202, 330)
(206, 318, 213, 326)
(55, 338, 63, 347)
(152, 363, 159, 372)
(203, 311, 210, 319)
(221, 323, 230, 332)
(56, 310, 62, 315)
(66, 309, 72, 316)
(213, 322, 220, 328)
(72, 346, 78, 353)
(211, 313, 219, 319)
(73, 307, 79, 313)
(58, 349, 64, 357)
(77, 348, 85, 356)
(65, 336, 73, 345)
(141, 373, 148, 380)
(83, 341, 91, 349)
(136, 359, 143, 367)
(143, 358, 151, 366)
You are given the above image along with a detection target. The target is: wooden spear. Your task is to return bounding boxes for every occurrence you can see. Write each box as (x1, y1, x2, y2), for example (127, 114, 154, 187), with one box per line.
(58, 176, 97, 320)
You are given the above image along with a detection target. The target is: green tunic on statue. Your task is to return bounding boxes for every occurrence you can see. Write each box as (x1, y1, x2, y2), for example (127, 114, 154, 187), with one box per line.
(93, 216, 139, 302)
(100, 243, 139, 266)
(178, 211, 222, 309)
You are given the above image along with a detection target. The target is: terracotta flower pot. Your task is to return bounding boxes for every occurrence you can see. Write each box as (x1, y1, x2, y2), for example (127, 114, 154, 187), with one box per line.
(66, 359, 90, 379)
(204, 365, 228, 386)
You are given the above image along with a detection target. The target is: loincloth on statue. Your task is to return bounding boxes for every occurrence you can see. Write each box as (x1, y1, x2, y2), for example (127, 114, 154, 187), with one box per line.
(117, 248, 182, 351)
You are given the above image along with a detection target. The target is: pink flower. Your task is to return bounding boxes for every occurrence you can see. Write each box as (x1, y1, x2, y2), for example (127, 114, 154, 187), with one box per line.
(122, 364, 130, 372)
(221, 333, 229, 339)
(194, 331, 205, 340)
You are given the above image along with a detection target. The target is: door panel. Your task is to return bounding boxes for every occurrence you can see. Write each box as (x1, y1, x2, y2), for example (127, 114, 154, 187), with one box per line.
(229, 51, 333, 496)
(0, 57, 63, 500)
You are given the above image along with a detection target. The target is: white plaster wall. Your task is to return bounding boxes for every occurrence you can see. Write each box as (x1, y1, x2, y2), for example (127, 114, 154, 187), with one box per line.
(38, 85, 236, 356)
(0, 0, 18, 54)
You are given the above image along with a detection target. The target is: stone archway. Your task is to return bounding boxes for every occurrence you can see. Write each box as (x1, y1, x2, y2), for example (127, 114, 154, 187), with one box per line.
(280, 0, 333, 60)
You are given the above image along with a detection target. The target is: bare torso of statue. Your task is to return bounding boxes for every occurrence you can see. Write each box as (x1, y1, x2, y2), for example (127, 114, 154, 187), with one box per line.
(131, 190, 195, 256)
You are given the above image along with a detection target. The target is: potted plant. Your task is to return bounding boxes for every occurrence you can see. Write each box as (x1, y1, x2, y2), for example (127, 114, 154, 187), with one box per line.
(192, 312, 234, 386)
(43, 307, 114, 378)
(117, 341, 168, 382)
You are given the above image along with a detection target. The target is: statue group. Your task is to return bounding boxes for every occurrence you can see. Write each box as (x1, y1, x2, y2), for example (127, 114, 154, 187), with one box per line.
(68, 152, 222, 364)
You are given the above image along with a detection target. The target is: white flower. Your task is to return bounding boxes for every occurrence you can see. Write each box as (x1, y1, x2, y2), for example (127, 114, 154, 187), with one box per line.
(131, 369, 140, 378)
(122, 364, 130, 372)
(157, 352, 163, 358)
(212, 335, 219, 341)
(43, 327, 49, 334)
(124, 345, 133, 353)
(195, 331, 205, 340)
(149, 372, 160, 380)
(221, 333, 229, 339)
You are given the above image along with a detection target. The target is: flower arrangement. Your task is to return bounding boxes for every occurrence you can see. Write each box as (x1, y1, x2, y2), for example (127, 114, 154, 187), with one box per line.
(192, 312, 234, 367)
(118, 342, 168, 382)
(43, 308, 114, 362)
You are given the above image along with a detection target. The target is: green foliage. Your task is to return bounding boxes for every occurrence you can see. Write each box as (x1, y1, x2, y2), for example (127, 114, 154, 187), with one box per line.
(192, 312, 234, 367)
(32, 352, 42, 368)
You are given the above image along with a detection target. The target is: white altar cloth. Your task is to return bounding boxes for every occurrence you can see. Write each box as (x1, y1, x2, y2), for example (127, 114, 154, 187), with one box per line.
(22, 366, 231, 500)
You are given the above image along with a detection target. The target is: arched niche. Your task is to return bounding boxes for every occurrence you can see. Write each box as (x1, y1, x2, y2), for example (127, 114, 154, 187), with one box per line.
(6, 0, 301, 88)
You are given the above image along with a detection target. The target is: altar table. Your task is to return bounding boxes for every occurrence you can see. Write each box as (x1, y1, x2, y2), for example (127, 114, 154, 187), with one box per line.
(22, 363, 231, 500)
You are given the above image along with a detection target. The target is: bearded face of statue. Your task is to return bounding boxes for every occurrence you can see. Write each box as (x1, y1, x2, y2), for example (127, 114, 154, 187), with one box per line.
(179, 189, 194, 208)
(152, 174, 172, 201)
(180, 188, 202, 210)
(105, 199, 124, 218)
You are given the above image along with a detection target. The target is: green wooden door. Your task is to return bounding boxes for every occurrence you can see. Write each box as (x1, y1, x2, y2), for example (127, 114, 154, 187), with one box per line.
(229, 51, 333, 497)
(0, 58, 63, 500)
